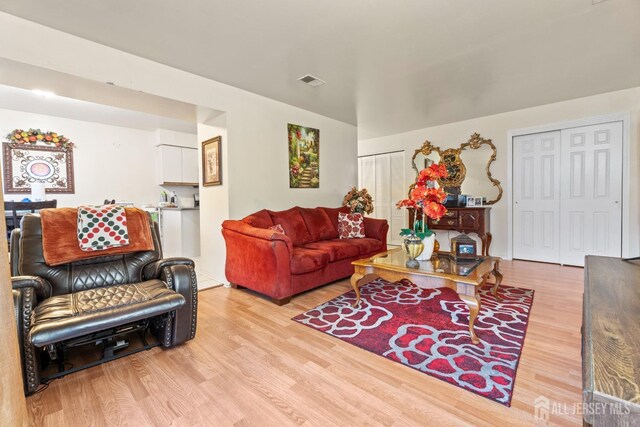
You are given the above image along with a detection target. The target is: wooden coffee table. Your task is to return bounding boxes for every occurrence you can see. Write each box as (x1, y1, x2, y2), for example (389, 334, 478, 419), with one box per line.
(350, 248, 502, 344)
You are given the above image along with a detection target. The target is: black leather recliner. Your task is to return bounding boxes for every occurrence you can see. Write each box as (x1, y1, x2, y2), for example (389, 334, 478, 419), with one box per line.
(10, 212, 198, 395)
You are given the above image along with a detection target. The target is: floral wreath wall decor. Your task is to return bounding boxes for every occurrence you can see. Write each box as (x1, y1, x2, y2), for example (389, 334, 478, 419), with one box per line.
(3, 128, 76, 194)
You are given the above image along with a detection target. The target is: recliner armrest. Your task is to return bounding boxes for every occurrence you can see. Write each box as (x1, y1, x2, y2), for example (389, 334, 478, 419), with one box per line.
(159, 264, 197, 345)
(11, 276, 52, 301)
(13, 287, 41, 394)
(143, 257, 195, 280)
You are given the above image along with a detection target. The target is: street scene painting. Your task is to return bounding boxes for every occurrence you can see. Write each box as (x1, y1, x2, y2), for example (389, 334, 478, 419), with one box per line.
(288, 124, 319, 188)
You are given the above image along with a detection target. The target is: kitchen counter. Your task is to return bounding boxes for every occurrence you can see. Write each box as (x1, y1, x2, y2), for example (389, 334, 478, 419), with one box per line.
(158, 207, 200, 211)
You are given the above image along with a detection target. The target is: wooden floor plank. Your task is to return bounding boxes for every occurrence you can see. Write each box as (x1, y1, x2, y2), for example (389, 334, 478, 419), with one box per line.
(26, 260, 584, 426)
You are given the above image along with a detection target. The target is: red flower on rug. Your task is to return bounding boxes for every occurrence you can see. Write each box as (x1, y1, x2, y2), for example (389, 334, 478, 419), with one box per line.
(292, 279, 534, 406)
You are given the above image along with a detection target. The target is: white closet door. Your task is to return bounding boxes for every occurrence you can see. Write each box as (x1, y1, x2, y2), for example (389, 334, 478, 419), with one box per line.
(513, 131, 561, 263)
(359, 156, 375, 195)
(389, 152, 406, 245)
(560, 122, 622, 266)
(358, 152, 405, 246)
(374, 155, 391, 243)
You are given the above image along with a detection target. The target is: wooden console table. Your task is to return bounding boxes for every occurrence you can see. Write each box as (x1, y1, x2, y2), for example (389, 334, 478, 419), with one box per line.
(583, 256, 640, 426)
(410, 207, 492, 256)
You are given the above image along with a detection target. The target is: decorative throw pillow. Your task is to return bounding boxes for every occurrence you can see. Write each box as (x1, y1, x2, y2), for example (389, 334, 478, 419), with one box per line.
(269, 224, 285, 234)
(338, 212, 365, 239)
(77, 205, 130, 251)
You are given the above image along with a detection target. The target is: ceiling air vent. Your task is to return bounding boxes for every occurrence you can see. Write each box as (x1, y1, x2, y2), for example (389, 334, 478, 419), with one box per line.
(298, 74, 326, 87)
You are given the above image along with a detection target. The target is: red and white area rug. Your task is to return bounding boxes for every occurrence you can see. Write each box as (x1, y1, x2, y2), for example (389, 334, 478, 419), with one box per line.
(292, 279, 534, 406)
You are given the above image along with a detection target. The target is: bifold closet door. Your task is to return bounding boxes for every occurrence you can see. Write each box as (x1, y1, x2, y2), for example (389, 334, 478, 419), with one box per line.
(513, 131, 561, 263)
(559, 122, 622, 266)
(358, 152, 405, 245)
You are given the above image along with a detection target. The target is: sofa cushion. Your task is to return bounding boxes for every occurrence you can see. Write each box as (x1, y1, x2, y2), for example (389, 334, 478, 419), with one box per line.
(268, 207, 312, 245)
(243, 209, 274, 228)
(29, 280, 185, 347)
(337, 238, 384, 255)
(301, 240, 359, 262)
(298, 207, 336, 241)
(290, 247, 329, 274)
(338, 212, 365, 239)
(319, 206, 350, 237)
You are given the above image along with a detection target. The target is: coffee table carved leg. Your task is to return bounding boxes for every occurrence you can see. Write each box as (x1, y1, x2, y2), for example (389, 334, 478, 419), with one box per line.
(491, 260, 503, 299)
(485, 232, 492, 256)
(459, 293, 481, 345)
(349, 273, 379, 307)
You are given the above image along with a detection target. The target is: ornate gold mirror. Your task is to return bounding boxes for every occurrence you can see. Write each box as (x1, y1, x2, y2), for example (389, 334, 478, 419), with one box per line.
(411, 139, 441, 175)
(410, 133, 503, 205)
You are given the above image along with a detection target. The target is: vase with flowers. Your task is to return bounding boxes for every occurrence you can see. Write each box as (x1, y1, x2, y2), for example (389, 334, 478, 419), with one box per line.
(342, 187, 374, 215)
(396, 163, 448, 264)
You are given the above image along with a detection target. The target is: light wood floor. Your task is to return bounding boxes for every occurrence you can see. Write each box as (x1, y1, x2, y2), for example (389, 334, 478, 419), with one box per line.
(26, 260, 584, 426)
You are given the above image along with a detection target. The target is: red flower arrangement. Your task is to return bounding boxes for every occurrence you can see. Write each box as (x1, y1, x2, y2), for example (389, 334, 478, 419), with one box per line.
(397, 163, 448, 238)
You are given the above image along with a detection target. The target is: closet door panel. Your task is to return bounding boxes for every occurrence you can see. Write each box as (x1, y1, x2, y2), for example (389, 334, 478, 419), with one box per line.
(559, 122, 622, 266)
(513, 131, 561, 263)
(389, 152, 406, 245)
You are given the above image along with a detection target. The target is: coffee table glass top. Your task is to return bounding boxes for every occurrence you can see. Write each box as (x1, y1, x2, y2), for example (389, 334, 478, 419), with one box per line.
(369, 249, 486, 277)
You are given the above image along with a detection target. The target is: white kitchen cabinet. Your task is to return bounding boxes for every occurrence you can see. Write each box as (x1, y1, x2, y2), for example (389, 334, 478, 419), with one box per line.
(157, 145, 198, 185)
(161, 209, 200, 258)
(181, 147, 199, 184)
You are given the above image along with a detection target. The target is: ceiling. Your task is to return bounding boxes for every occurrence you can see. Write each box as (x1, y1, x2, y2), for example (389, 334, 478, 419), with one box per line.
(0, 84, 197, 134)
(1, 0, 639, 139)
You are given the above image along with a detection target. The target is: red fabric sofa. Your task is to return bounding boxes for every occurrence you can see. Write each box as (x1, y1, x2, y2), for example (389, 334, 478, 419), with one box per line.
(222, 206, 389, 305)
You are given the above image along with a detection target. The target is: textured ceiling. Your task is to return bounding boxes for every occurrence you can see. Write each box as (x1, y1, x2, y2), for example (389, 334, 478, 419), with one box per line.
(1, 0, 639, 139)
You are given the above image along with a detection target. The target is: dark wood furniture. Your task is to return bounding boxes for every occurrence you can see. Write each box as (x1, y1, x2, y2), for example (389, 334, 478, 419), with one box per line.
(410, 207, 492, 256)
(583, 256, 640, 426)
(4, 200, 57, 247)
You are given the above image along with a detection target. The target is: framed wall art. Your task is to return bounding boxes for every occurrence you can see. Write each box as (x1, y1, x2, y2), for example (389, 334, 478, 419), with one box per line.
(202, 136, 222, 186)
(3, 143, 75, 194)
(288, 123, 319, 188)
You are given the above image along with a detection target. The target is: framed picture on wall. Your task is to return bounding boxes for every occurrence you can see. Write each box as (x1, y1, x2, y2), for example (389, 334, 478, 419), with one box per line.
(2, 143, 75, 193)
(288, 123, 319, 188)
(202, 136, 222, 186)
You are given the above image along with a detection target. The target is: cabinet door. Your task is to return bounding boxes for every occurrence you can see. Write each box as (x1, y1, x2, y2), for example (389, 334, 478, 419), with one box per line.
(181, 148, 199, 184)
(161, 210, 182, 258)
(459, 210, 481, 231)
(159, 145, 182, 184)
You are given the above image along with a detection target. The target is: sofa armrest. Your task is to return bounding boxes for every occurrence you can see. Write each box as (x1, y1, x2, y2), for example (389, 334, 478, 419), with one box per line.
(143, 257, 195, 281)
(364, 217, 389, 245)
(158, 264, 198, 346)
(222, 220, 293, 253)
(222, 220, 293, 299)
(11, 276, 52, 301)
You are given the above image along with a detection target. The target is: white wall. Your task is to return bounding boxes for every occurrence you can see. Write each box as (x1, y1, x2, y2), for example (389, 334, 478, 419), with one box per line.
(156, 129, 197, 149)
(226, 98, 357, 218)
(0, 13, 359, 285)
(0, 107, 161, 206)
(198, 116, 229, 282)
(359, 87, 640, 259)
